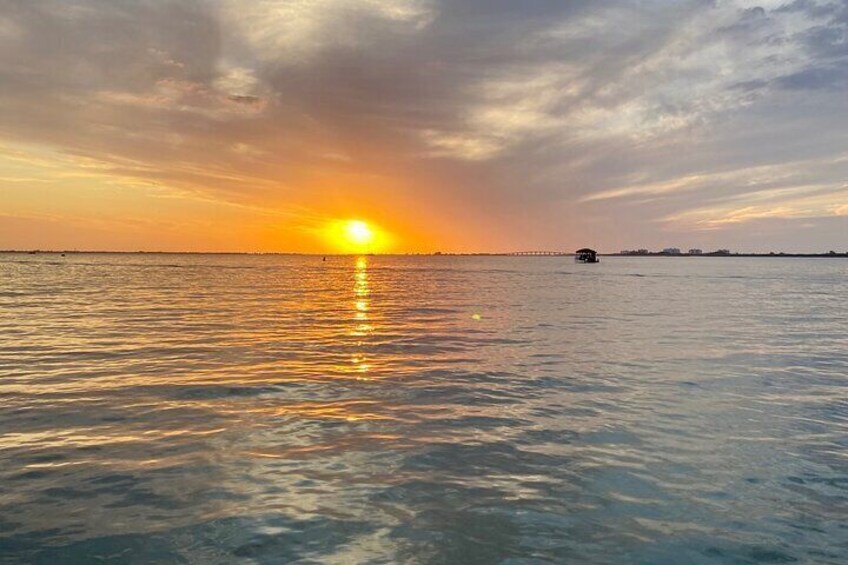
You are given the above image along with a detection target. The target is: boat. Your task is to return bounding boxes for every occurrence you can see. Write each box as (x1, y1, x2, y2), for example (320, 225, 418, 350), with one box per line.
(575, 248, 599, 263)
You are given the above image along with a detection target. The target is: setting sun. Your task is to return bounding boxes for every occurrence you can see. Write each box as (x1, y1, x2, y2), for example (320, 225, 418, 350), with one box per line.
(323, 218, 390, 253)
(345, 220, 374, 246)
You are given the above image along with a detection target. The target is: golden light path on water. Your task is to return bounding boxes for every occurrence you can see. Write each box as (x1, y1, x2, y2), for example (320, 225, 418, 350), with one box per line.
(350, 256, 372, 378)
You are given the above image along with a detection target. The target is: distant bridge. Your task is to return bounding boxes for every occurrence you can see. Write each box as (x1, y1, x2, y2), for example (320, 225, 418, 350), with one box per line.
(505, 251, 573, 256)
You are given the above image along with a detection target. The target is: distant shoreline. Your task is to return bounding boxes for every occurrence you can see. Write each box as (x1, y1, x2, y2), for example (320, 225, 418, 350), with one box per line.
(2, 250, 846, 258)
(607, 252, 848, 258)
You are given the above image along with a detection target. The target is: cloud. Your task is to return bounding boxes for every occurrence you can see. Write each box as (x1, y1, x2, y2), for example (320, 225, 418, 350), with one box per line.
(0, 0, 846, 251)
(222, 0, 435, 62)
(214, 66, 261, 96)
(663, 186, 848, 228)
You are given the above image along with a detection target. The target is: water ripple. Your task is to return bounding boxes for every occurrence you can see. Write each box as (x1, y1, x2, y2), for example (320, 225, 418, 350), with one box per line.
(1, 254, 846, 563)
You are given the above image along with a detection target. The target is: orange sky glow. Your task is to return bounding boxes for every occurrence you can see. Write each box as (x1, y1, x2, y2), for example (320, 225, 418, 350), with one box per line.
(1, 1, 846, 253)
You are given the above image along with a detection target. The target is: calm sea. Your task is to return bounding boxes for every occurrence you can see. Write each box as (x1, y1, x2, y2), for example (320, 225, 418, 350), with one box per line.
(1, 254, 846, 564)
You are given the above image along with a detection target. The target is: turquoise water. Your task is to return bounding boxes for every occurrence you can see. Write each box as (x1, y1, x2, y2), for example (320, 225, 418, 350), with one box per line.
(1, 254, 846, 564)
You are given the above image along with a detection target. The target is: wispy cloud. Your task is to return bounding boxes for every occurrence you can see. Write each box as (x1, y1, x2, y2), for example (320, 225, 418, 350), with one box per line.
(0, 0, 846, 251)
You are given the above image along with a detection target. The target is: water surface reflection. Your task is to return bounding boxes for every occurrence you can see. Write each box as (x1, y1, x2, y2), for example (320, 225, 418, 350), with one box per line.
(350, 256, 372, 377)
(0, 254, 846, 563)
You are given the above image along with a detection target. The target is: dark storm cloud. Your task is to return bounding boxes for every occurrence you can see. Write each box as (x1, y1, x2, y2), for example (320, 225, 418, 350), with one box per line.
(0, 0, 846, 251)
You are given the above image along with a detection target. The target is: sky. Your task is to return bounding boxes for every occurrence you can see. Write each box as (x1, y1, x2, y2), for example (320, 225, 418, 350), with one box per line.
(1, 0, 846, 253)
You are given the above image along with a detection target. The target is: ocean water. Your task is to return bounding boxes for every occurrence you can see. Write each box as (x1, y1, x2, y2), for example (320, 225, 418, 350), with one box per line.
(0, 253, 846, 564)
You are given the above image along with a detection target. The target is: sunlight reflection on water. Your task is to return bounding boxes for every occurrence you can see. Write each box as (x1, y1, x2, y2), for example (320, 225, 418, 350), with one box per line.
(0, 254, 846, 564)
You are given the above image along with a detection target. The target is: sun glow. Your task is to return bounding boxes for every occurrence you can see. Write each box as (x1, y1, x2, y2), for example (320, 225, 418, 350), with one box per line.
(324, 219, 389, 252)
(346, 220, 374, 246)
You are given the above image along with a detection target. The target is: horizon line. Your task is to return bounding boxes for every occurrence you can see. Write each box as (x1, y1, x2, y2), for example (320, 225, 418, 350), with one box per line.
(2, 249, 847, 257)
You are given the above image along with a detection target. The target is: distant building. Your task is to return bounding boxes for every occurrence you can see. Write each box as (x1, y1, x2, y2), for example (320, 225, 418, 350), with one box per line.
(662, 248, 682, 255)
(688, 249, 703, 255)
